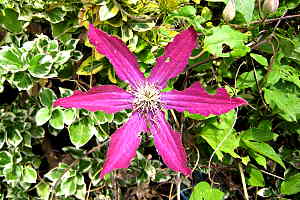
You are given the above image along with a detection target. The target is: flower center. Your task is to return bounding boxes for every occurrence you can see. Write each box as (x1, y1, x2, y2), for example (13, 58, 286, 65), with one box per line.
(131, 82, 161, 113)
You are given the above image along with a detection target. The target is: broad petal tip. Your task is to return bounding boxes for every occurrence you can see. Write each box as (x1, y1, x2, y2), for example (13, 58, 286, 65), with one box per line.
(161, 82, 248, 116)
(88, 25, 144, 88)
(150, 112, 192, 176)
(99, 112, 147, 178)
(148, 27, 198, 89)
(52, 85, 133, 113)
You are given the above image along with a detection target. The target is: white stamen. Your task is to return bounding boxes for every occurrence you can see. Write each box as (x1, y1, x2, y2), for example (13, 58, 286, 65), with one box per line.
(131, 82, 161, 113)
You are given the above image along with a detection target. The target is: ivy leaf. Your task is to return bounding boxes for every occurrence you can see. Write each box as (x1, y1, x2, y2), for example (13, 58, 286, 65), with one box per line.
(36, 181, 50, 200)
(99, 3, 119, 21)
(63, 109, 76, 125)
(204, 25, 250, 57)
(49, 109, 64, 130)
(0, 8, 24, 33)
(6, 129, 23, 147)
(23, 166, 37, 183)
(190, 181, 224, 200)
(39, 88, 57, 107)
(45, 8, 66, 24)
(13, 72, 33, 90)
(131, 22, 155, 32)
(280, 173, 300, 195)
(68, 118, 97, 148)
(0, 47, 24, 72)
(35, 107, 52, 126)
(0, 151, 13, 167)
(60, 176, 77, 196)
(28, 54, 53, 78)
(76, 56, 104, 75)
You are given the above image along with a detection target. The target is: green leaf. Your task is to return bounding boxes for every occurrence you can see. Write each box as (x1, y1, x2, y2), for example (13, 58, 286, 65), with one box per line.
(23, 166, 37, 183)
(264, 88, 300, 122)
(0, 8, 24, 33)
(281, 173, 300, 195)
(242, 140, 285, 168)
(240, 128, 278, 142)
(45, 8, 66, 23)
(0, 132, 5, 149)
(178, 5, 196, 17)
(36, 35, 50, 52)
(28, 54, 53, 78)
(237, 70, 263, 90)
(190, 181, 224, 200)
(39, 88, 57, 107)
(249, 151, 267, 168)
(68, 118, 97, 148)
(235, 0, 255, 22)
(54, 50, 71, 65)
(131, 22, 155, 32)
(6, 129, 23, 147)
(93, 111, 107, 124)
(0, 47, 24, 72)
(36, 181, 50, 200)
(63, 109, 76, 125)
(49, 109, 64, 130)
(3, 165, 23, 182)
(99, 3, 120, 21)
(75, 184, 86, 200)
(247, 167, 265, 187)
(59, 87, 73, 98)
(13, 72, 33, 90)
(0, 151, 12, 167)
(35, 107, 52, 126)
(76, 56, 104, 75)
(44, 164, 67, 182)
(199, 111, 240, 160)
(250, 53, 268, 66)
(204, 25, 250, 57)
(60, 176, 77, 196)
(280, 65, 300, 88)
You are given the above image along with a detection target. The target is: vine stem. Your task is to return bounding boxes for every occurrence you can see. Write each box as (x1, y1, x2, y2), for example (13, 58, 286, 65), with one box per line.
(176, 173, 181, 200)
(238, 162, 249, 200)
(208, 108, 238, 185)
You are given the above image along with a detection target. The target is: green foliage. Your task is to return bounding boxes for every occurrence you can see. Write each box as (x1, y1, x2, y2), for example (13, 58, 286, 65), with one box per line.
(190, 181, 224, 200)
(0, 0, 300, 199)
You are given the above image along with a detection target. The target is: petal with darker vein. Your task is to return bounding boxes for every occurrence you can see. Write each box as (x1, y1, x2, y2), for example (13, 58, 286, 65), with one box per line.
(88, 24, 145, 88)
(148, 27, 197, 89)
(149, 111, 192, 176)
(53, 85, 133, 113)
(161, 82, 248, 116)
(100, 112, 147, 178)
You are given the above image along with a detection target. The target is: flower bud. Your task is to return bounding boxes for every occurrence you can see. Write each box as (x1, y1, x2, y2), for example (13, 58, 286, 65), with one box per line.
(222, 0, 236, 22)
(262, 0, 279, 14)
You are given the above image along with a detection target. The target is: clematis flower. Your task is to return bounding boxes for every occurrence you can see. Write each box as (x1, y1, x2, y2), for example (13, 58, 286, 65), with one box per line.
(53, 24, 247, 178)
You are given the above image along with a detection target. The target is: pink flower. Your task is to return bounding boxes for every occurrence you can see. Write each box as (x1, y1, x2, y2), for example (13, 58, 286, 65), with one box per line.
(53, 24, 247, 178)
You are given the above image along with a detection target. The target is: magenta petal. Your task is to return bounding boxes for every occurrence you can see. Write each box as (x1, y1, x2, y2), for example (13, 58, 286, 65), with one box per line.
(161, 82, 248, 116)
(148, 27, 197, 89)
(149, 111, 192, 176)
(53, 85, 133, 113)
(88, 24, 145, 88)
(100, 112, 147, 178)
